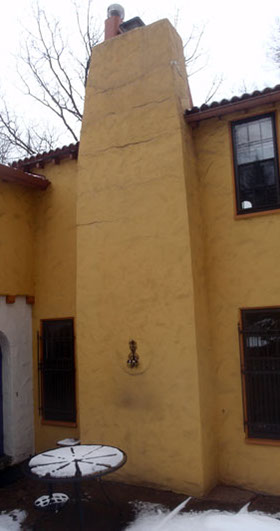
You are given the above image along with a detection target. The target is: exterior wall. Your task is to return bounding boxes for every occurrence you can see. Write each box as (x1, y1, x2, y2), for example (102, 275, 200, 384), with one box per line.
(193, 103, 280, 495)
(0, 181, 34, 296)
(32, 159, 79, 452)
(76, 19, 212, 496)
(0, 297, 34, 463)
(182, 122, 217, 493)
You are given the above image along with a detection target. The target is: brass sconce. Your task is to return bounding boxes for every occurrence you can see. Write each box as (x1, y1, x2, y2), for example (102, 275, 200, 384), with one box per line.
(127, 339, 139, 368)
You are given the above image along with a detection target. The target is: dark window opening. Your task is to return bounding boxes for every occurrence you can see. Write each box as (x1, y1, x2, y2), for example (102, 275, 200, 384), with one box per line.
(40, 319, 76, 423)
(232, 114, 280, 214)
(239, 308, 280, 440)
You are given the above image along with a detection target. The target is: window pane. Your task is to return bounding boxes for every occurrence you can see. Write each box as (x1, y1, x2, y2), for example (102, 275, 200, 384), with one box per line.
(236, 124, 248, 146)
(248, 121, 261, 143)
(261, 159, 276, 186)
(260, 118, 273, 140)
(262, 139, 274, 160)
(237, 146, 252, 165)
(248, 142, 263, 162)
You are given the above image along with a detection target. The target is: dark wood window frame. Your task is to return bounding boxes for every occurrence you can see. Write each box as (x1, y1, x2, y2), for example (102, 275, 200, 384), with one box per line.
(232, 113, 280, 215)
(239, 307, 280, 442)
(38, 318, 77, 426)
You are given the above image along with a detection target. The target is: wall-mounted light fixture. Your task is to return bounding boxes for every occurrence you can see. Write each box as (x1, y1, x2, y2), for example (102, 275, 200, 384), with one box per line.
(127, 339, 139, 368)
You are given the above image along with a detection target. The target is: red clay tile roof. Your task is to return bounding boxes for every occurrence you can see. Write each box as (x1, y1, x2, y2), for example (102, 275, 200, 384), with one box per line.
(12, 142, 79, 171)
(185, 84, 280, 123)
(10, 85, 280, 168)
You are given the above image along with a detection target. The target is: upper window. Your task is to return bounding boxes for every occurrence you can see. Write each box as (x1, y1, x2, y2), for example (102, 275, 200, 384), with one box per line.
(232, 113, 280, 214)
(40, 318, 76, 423)
(239, 308, 280, 440)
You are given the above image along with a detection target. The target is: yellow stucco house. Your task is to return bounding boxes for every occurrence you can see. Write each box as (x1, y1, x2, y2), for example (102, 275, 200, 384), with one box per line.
(1, 14, 280, 497)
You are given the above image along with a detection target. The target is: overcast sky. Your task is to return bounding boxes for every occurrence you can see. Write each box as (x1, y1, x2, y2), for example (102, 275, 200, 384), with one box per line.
(0, 0, 279, 146)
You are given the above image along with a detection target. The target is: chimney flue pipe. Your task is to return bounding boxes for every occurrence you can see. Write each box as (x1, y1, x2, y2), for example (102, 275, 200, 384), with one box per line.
(105, 4, 125, 40)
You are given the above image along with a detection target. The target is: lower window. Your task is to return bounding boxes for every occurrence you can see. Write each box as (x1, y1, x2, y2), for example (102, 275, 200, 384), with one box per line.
(40, 318, 76, 423)
(239, 308, 280, 440)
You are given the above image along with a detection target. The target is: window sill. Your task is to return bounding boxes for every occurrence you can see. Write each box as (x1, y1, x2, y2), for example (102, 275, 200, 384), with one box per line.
(245, 437, 280, 447)
(41, 419, 77, 428)
(235, 207, 280, 220)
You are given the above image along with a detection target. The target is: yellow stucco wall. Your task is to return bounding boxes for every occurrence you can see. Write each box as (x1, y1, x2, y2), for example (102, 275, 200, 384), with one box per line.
(76, 19, 213, 496)
(32, 159, 79, 451)
(5, 15, 280, 498)
(182, 121, 218, 494)
(0, 181, 35, 295)
(193, 103, 280, 495)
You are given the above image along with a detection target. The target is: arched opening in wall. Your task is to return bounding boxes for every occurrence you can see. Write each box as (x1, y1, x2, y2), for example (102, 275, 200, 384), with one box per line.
(0, 332, 11, 458)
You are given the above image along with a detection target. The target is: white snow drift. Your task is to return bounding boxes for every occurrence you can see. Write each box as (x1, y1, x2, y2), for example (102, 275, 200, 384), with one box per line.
(0, 510, 26, 531)
(125, 500, 280, 531)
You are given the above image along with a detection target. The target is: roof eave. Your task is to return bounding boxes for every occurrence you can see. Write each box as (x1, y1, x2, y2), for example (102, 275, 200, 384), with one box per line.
(185, 90, 280, 124)
(0, 163, 50, 190)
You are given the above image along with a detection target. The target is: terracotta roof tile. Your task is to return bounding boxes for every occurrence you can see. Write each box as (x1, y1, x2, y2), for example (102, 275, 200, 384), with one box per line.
(185, 85, 280, 122)
(12, 142, 79, 170)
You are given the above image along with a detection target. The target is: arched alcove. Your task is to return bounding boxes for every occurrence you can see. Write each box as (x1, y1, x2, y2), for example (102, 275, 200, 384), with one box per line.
(0, 297, 34, 463)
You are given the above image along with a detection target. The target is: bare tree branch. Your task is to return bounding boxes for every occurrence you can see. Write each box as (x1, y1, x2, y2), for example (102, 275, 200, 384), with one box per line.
(268, 18, 280, 68)
(203, 74, 224, 104)
(183, 23, 223, 102)
(0, 95, 60, 162)
(184, 24, 208, 76)
(0, 2, 221, 161)
(0, 0, 101, 160)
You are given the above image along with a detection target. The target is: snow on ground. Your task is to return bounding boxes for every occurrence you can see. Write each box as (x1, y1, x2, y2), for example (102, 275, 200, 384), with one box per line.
(0, 510, 26, 531)
(125, 500, 280, 530)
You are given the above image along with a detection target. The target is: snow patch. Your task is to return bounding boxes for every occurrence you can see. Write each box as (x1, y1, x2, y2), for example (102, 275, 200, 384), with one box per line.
(125, 502, 280, 531)
(0, 510, 26, 531)
(57, 438, 80, 446)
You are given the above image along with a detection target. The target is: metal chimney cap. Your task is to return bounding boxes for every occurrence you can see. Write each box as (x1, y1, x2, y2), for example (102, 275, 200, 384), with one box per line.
(107, 4, 125, 19)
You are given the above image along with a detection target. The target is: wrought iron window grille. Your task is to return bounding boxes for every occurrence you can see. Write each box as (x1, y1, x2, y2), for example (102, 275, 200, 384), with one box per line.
(38, 319, 76, 423)
(239, 308, 280, 440)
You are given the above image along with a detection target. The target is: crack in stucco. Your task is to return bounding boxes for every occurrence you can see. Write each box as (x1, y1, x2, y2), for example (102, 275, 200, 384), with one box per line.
(77, 218, 125, 227)
(132, 97, 172, 109)
(83, 132, 171, 158)
(95, 137, 157, 154)
(93, 65, 168, 95)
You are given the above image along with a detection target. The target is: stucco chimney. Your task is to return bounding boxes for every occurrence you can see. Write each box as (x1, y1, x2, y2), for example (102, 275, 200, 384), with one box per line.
(77, 19, 208, 497)
(104, 4, 125, 40)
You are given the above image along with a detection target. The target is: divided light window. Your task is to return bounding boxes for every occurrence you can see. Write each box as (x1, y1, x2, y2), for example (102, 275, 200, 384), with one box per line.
(240, 308, 280, 440)
(232, 113, 280, 214)
(40, 318, 76, 423)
